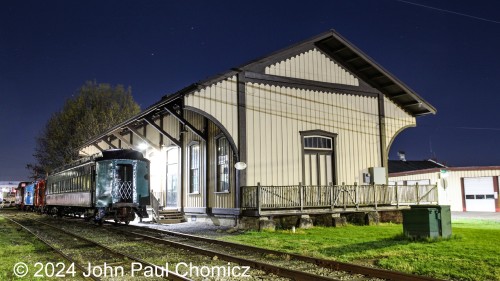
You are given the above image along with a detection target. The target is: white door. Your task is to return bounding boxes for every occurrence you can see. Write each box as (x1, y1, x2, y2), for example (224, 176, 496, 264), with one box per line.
(463, 177, 495, 212)
(304, 153, 333, 186)
(166, 148, 179, 208)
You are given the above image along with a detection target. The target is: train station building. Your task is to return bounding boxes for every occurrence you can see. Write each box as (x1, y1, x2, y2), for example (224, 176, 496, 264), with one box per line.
(78, 30, 436, 226)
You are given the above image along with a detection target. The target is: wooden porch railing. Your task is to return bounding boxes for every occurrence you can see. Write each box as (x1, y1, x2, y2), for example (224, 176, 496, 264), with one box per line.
(241, 183, 438, 214)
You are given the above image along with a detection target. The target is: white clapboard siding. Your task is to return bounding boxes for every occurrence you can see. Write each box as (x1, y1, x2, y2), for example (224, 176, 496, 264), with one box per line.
(384, 97, 416, 150)
(206, 121, 235, 209)
(182, 110, 206, 208)
(184, 76, 239, 149)
(245, 82, 381, 186)
(265, 48, 359, 86)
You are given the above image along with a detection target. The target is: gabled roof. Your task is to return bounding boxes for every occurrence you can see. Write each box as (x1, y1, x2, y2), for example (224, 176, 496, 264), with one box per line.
(80, 30, 436, 151)
(237, 30, 436, 116)
(388, 159, 446, 174)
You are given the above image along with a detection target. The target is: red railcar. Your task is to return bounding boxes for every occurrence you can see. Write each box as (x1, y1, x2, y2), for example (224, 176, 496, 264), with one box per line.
(34, 180, 46, 212)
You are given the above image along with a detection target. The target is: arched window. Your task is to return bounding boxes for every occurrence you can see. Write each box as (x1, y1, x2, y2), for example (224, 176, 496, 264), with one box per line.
(189, 143, 200, 194)
(216, 136, 230, 192)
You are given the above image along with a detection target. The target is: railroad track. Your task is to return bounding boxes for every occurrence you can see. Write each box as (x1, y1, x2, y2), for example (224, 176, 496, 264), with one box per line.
(107, 223, 445, 281)
(49, 216, 444, 281)
(123, 224, 446, 281)
(3, 212, 445, 281)
(3, 214, 190, 281)
(38, 216, 351, 281)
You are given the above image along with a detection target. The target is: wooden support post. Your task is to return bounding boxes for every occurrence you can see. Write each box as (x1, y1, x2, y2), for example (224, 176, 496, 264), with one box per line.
(299, 182, 303, 212)
(395, 182, 399, 208)
(257, 182, 261, 216)
(329, 182, 334, 210)
(342, 182, 346, 210)
(416, 182, 420, 205)
(354, 182, 359, 209)
(374, 184, 378, 209)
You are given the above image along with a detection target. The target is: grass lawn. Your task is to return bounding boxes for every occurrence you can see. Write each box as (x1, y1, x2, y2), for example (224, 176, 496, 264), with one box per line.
(0, 214, 85, 280)
(223, 219, 500, 281)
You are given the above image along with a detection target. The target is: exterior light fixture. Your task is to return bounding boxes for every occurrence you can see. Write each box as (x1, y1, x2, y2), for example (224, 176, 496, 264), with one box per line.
(234, 162, 247, 170)
(137, 143, 148, 150)
(440, 169, 449, 178)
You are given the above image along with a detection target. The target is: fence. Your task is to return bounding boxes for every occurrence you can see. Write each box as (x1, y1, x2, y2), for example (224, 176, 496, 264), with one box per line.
(241, 183, 438, 214)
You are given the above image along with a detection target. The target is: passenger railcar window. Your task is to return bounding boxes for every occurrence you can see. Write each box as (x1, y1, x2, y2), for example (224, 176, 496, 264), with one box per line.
(116, 164, 133, 182)
(216, 137, 230, 192)
(189, 143, 200, 194)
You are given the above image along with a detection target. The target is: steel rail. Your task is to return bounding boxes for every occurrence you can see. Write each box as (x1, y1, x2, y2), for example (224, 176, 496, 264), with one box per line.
(21, 217, 192, 281)
(34, 218, 193, 281)
(5, 216, 100, 281)
(110, 227, 344, 281)
(122, 224, 445, 281)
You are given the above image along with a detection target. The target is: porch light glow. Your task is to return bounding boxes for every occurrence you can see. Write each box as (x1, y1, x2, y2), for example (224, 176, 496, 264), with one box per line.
(234, 162, 247, 170)
(440, 169, 449, 178)
(137, 143, 148, 150)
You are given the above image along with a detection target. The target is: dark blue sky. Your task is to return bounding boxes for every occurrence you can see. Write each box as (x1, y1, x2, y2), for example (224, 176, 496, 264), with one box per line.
(1, 0, 499, 180)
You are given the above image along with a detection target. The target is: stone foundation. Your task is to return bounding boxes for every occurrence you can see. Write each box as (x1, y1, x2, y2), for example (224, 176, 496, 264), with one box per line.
(379, 210, 403, 223)
(299, 215, 314, 229)
(259, 217, 276, 231)
(238, 210, 400, 231)
(365, 211, 380, 225)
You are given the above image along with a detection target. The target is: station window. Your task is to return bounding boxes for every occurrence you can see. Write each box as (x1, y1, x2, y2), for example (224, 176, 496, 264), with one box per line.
(216, 136, 230, 192)
(303, 136, 333, 150)
(189, 143, 200, 194)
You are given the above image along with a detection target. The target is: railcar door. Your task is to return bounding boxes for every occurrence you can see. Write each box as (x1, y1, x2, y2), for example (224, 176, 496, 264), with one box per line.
(115, 163, 134, 203)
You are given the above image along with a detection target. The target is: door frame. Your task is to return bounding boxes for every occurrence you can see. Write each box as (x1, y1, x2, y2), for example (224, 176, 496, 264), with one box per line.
(300, 130, 337, 186)
(166, 146, 180, 209)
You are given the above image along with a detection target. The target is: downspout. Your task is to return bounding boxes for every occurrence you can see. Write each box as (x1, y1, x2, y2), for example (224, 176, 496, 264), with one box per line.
(235, 72, 247, 211)
(378, 93, 388, 180)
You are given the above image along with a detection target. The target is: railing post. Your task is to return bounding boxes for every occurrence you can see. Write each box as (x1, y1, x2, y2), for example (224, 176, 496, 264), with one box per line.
(416, 182, 420, 205)
(354, 182, 359, 210)
(299, 182, 304, 212)
(329, 182, 334, 210)
(342, 182, 346, 210)
(374, 184, 378, 209)
(395, 182, 399, 208)
(257, 182, 261, 216)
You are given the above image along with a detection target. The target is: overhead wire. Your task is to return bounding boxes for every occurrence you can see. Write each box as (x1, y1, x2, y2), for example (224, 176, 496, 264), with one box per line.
(395, 0, 500, 24)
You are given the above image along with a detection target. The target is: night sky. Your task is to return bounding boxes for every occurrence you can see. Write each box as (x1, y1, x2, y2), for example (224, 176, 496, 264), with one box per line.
(1, 0, 499, 180)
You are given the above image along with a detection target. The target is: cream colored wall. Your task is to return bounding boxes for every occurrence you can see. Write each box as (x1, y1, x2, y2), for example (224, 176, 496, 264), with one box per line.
(245, 82, 381, 186)
(182, 110, 206, 209)
(184, 76, 238, 149)
(384, 96, 416, 151)
(265, 48, 359, 86)
(389, 169, 500, 211)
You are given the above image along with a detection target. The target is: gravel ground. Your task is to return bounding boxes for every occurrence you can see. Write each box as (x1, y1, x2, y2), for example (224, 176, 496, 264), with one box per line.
(130, 220, 239, 237)
(128, 211, 500, 237)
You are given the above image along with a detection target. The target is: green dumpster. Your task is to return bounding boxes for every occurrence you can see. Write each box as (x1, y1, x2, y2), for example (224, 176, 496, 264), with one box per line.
(403, 205, 451, 239)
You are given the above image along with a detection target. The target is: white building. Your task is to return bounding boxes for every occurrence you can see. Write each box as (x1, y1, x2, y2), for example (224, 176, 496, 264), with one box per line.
(0, 181, 20, 203)
(78, 30, 437, 224)
(389, 161, 500, 212)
